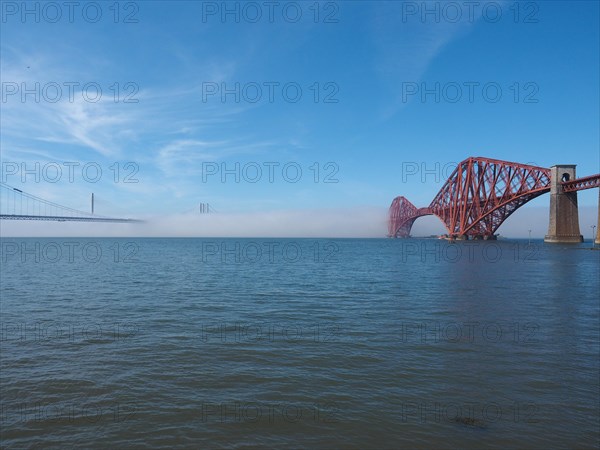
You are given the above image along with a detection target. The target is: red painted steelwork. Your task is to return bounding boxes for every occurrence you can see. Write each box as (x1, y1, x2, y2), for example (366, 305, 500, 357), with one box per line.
(561, 173, 600, 192)
(388, 157, 598, 239)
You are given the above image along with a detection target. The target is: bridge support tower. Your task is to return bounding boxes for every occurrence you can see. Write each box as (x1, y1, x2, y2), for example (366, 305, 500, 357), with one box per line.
(544, 165, 583, 243)
(596, 190, 600, 245)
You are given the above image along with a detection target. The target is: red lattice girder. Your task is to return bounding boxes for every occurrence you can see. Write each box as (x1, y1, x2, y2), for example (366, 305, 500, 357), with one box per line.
(389, 156, 599, 238)
(561, 173, 600, 192)
(428, 157, 551, 237)
(388, 196, 421, 237)
(389, 157, 552, 238)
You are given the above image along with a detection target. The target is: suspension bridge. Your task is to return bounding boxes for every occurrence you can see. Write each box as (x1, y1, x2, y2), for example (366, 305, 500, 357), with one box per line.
(0, 183, 142, 223)
(388, 157, 600, 243)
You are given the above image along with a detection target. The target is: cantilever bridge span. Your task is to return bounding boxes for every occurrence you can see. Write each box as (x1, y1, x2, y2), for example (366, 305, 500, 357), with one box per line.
(388, 157, 600, 241)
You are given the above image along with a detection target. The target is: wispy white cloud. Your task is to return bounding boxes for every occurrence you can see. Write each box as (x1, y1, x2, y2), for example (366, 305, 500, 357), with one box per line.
(154, 138, 280, 178)
(1, 54, 142, 157)
(368, 1, 498, 115)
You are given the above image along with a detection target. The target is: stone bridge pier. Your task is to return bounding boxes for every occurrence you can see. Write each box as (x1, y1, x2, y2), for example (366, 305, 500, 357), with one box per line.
(596, 190, 600, 245)
(544, 165, 584, 243)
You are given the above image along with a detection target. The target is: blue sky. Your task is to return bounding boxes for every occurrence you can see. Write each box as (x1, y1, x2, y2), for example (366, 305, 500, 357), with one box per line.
(1, 1, 599, 237)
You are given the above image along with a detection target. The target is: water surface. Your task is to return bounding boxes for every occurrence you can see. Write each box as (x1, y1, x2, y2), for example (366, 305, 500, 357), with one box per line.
(1, 238, 598, 448)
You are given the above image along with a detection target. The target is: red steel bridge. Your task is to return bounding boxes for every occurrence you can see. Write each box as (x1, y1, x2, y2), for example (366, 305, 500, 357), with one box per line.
(388, 157, 600, 240)
(0, 182, 142, 223)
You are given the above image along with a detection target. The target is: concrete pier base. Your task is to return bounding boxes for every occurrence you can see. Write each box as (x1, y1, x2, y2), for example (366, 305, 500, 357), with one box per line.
(544, 165, 584, 243)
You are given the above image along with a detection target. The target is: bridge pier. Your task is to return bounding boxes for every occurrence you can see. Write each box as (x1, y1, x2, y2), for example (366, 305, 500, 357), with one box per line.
(544, 165, 584, 244)
(472, 235, 497, 240)
(596, 190, 600, 245)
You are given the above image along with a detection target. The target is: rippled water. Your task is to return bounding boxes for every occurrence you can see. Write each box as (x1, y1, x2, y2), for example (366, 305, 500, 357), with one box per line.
(1, 238, 598, 449)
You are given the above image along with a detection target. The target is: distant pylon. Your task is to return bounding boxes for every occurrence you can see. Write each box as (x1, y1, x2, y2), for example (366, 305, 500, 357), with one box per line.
(199, 202, 210, 214)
